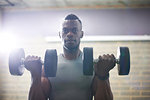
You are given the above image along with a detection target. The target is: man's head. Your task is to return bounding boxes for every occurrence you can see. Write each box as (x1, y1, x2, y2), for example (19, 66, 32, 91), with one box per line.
(59, 14, 83, 52)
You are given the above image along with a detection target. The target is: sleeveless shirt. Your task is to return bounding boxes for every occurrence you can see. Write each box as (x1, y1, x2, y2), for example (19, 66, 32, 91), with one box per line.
(48, 53, 93, 100)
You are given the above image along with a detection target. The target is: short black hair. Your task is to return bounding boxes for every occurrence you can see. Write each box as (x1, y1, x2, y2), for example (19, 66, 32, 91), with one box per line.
(64, 14, 82, 25)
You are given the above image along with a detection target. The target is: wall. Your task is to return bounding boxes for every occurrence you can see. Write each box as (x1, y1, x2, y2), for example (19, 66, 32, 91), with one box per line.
(0, 38, 150, 100)
(0, 9, 2, 31)
(0, 7, 150, 100)
(2, 8, 150, 37)
(0, 8, 3, 100)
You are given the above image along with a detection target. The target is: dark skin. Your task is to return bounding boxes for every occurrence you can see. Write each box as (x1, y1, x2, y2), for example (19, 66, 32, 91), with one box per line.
(24, 56, 51, 100)
(59, 20, 83, 60)
(24, 19, 115, 100)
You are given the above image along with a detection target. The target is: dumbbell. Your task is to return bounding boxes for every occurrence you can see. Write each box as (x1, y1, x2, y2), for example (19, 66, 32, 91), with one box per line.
(83, 47, 130, 75)
(9, 47, 130, 77)
(9, 48, 57, 77)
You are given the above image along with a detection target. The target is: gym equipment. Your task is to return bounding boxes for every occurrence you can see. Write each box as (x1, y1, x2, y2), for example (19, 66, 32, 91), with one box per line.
(9, 48, 25, 76)
(117, 47, 130, 75)
(83, 47, 93, 75)
(9, 48, 57, 77)
(83, 47, 130, 76)
(44, 49, 57, 77)
(9, 47, 130, 77)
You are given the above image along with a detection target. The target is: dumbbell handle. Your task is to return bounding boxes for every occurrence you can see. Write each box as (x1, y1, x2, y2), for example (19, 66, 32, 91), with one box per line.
(115, 59, 119, 64)
(93, 58, 119, 64)
(20, 58, 44, 65)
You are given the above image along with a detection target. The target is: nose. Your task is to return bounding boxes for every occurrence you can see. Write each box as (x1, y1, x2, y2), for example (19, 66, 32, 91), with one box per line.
(67, 31, 74, 38)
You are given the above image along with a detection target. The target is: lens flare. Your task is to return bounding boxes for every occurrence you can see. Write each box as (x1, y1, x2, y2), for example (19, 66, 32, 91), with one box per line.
(0, 33, 19, 53)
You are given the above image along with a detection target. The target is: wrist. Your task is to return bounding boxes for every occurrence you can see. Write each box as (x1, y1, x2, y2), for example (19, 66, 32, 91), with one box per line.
(31, 76, 41, 84)
(31, 71, 41, 83)
(95, 73, 109, 80)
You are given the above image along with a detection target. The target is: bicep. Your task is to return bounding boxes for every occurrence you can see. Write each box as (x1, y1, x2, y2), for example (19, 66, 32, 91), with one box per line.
(91, 76, 113, 100)
(41, 67, 51, 99)
(41, 77, 51, 99)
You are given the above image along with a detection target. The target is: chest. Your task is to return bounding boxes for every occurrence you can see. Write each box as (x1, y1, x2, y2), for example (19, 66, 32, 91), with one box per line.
(48, 60, 93, 100)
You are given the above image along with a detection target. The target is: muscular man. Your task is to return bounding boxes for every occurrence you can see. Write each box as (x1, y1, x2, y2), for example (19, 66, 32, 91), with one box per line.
(24, 14, 115, 100)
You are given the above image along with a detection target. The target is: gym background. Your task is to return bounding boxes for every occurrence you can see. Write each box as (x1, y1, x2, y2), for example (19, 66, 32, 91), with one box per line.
(0, 0, 150, 100)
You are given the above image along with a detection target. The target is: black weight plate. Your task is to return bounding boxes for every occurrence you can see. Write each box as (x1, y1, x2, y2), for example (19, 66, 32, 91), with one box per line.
(83, 47, 93, 75)
(44, 49, 57, 77)
(9, 48, 25, 76)
(118, 47, 130, 75)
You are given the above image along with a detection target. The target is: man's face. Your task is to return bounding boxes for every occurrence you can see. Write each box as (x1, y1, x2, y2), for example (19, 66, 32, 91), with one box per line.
(60, 20, 83, 51)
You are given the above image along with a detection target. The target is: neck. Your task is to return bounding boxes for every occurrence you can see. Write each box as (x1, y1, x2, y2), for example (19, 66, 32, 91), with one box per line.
(63, 46, 81, 60)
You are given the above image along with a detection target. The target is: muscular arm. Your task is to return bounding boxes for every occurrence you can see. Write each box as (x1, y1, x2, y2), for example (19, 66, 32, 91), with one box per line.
(24, 56, 51, 100)
(92, 76, 113, 100)
(28, 67, 51, 100)
(92, 54, 115, 100)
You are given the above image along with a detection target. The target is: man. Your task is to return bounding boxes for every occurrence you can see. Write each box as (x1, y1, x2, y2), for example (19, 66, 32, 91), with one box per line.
(24, 14, 115, 100)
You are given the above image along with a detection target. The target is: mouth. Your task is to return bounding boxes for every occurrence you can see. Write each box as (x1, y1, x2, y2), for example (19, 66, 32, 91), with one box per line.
(65, 39, 76, 43)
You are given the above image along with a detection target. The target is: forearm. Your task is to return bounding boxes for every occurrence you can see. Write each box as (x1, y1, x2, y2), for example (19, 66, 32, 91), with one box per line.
(29, 69, 51, 100)
(92, 76, 113, 100)
(25, 56, 51, 100)
(29, 78, 46, 100)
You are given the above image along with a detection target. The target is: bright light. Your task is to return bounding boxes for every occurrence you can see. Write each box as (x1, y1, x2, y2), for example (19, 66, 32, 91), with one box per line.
(0, 33, 19, 53)
(45, 35, 150, 42)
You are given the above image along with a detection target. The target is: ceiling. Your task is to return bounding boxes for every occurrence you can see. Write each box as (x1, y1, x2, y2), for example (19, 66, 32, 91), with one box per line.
(0, 0, 150, 10)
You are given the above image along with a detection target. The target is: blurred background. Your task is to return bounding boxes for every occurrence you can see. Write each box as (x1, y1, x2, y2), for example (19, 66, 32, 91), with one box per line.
(0, 0, 150, 100)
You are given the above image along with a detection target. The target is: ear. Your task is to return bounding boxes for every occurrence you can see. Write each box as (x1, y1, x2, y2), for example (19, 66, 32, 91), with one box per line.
(59, 32, 61, 38)
(80, 31, 84, 38)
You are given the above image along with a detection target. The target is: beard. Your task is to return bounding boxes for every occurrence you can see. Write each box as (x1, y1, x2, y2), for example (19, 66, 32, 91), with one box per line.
(63, 41, 80, 53)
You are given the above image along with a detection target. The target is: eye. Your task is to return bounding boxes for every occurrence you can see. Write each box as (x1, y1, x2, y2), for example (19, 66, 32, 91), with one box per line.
(63, 28, 69, 34)
(72, 28, 78, 34)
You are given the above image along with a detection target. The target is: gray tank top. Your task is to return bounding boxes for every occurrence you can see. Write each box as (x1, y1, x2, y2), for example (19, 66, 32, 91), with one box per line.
(48, 53, 93, 100)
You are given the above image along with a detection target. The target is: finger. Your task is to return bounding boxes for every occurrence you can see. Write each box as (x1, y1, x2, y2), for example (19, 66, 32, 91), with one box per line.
(97, 56, 103, 66)
(111, 54, 115, 60)
(110, 54, 116, 68)
(106, 54, 112, 61)
(35, 56, 40, 61)
(31, 55, 35, 60)
(25, 55, 31, 59)
(110, 54, 115, 63)
(105, 54, 115, 69)
(103, 54, 107, 60)
(94, 61, 99, 74)
(98, 55, 102, 61)
(25, 55, 32, 61)
(27, 55, 33, 61)
(30, 55, 40, 61)
(104, 54, 111, 61)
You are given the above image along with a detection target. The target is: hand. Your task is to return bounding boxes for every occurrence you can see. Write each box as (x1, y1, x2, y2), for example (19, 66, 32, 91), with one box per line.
(24, 55, 42, 78)
(94, 54, 116, 77)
